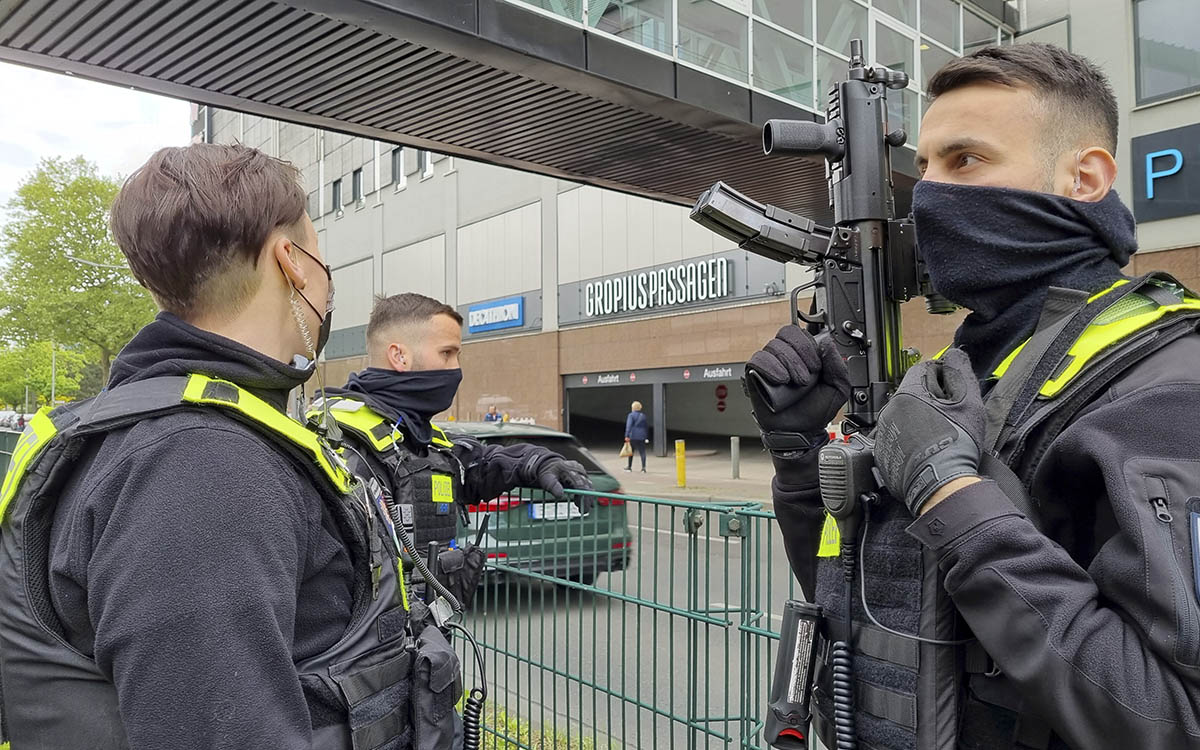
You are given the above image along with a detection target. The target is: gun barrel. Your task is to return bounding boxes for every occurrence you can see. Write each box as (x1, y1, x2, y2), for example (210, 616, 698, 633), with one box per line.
(763, 119, 844, 160)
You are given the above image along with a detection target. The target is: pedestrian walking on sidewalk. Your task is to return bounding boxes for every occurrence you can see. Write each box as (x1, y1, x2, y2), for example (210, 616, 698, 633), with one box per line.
(624, 400, 648, 472)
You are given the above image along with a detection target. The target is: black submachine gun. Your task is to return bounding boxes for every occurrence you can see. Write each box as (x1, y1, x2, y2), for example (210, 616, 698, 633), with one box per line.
(689, 39, 954, 750)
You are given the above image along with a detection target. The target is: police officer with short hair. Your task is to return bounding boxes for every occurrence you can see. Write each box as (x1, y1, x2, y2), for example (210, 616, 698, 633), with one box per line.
(754, 44, 1200, 749)
(315, 293, 593, 603)
(0, 144, 421, 749)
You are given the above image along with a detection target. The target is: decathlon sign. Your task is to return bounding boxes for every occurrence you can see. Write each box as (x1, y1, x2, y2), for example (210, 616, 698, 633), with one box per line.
(467, 296, 524, 333)
(584, 257, 731, 318)
(1132, 123, 1200, 223)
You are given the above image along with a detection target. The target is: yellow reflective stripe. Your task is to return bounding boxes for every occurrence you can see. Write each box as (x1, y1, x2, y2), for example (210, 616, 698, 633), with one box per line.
(429, 424, 454, 449)
(397, 559, 410, 611)
(991, 339, 1029, 379)
(817, 513, 841, 557)
(933, 345, 951, 360)
(0, 408, 59, 522)
(318, 402, 398, 452)
(182, 374, 352, 494)
(1040, 297, 1200, 398)
(1087, 278, 1130, 304)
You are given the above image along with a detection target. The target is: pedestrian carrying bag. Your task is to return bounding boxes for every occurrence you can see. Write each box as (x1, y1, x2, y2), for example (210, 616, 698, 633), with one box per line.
(618, 441, 633, 458)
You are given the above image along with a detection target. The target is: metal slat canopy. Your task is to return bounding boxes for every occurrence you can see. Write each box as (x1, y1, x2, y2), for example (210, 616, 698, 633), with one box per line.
(0, 0, 864, 219)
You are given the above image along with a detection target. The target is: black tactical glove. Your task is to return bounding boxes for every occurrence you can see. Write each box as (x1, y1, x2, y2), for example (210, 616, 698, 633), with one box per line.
(873, 348, 984, 516)
(534, 456, 594, 513)
(745, 326, 851, 488)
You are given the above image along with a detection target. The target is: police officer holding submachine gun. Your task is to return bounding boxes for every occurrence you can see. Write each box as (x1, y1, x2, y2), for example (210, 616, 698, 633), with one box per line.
(693, 41, 1200, 749)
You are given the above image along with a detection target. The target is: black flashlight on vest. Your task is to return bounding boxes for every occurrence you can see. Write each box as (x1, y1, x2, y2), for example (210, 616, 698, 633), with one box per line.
(766, 600, 823, 748)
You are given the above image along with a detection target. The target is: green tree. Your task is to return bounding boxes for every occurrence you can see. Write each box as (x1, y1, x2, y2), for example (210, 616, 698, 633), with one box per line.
(0, 342, 88, 409)
(0, 157, 156, 383)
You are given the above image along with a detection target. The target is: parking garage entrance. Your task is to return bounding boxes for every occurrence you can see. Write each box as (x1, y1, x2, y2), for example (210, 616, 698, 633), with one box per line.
(563, 363, 758, 457)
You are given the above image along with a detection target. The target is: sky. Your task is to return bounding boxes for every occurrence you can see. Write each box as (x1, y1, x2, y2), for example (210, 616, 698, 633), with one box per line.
(0, 61, 192, 226)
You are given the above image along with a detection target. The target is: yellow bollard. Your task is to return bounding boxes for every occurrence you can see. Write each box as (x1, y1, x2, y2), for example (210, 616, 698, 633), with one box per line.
(675, 439, 686, 488)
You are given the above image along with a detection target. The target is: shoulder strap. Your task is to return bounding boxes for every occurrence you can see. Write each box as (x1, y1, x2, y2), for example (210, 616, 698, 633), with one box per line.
(181, 374, 352, 493)
(429, 423, 455, 450)
(2, 374, 352, 524)
(975, 274, 1200, 532)
(316, 398, 401, 453)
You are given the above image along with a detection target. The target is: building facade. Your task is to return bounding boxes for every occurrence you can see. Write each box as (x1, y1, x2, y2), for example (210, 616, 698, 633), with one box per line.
(193, 0, 1199, 453)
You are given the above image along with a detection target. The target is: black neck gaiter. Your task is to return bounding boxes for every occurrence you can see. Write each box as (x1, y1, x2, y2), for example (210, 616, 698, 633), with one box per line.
(344, 367, 462, 445)
(913, 181, 1137, 382)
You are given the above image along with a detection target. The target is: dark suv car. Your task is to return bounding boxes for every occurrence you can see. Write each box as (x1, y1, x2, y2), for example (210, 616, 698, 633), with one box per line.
(441, 421, 633, 585)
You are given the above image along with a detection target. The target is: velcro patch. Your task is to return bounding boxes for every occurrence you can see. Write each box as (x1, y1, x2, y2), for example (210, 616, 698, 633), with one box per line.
(431, 474, 454, 505)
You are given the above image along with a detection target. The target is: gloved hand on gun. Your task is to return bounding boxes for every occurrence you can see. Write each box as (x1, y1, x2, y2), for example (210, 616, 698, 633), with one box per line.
(873, 347, 984, 517)
(745, 325, 851, 494)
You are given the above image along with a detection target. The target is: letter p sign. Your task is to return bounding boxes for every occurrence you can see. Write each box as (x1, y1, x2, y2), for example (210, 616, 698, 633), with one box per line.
(1146, 149, 1184, 200)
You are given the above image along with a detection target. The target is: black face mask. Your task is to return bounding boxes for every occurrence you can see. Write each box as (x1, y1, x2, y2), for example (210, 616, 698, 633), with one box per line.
(912, 181, 1136, 380)
(286, 242, 334, 360)
(346, 367, 464, 445)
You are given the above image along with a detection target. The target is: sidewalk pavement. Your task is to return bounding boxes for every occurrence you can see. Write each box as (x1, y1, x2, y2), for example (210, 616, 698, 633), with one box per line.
(587, 440, 776, 506)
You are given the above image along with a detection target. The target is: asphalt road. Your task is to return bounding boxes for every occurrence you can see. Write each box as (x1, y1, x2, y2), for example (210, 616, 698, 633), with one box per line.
(458, 500, 808, 749)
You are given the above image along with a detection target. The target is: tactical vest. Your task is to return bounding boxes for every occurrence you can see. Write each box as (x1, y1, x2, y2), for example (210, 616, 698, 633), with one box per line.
(313, 397, 466, 555)
(0, 374, 416, 750)
(809, 273, 1200, 750)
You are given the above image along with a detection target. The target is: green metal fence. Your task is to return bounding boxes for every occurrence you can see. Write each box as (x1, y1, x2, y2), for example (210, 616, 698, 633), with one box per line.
(0, 429, 19, 479)
(455, 487, 801, 750)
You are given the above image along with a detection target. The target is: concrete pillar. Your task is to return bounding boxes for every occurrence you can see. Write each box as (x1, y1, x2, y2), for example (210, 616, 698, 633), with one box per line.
(653, 381, 667, 457)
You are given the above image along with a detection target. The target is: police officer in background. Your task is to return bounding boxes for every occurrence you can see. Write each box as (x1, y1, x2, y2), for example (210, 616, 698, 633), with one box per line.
(315, 293, 593, 601)
(750, 45, 1200, 748)
(0, 144, 424, 749)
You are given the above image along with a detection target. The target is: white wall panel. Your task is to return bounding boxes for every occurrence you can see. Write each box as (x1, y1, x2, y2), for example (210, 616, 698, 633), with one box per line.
(331, 258, 374, 328)
(382, 234, 446, 301)
(456, 202, 541, 304)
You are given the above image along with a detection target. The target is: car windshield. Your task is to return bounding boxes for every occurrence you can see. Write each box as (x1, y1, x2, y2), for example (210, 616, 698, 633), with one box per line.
(489, 436, 605, 473)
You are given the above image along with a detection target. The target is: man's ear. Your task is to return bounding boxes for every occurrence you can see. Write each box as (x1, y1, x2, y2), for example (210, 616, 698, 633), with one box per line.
(387, 342, 409, 372)
(1073, 146, 1118, 203)
(272, 234, 307, 290)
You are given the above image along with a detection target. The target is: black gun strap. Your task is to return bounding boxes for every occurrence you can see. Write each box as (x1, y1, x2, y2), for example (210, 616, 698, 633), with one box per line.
(981, 287, 1089, 457)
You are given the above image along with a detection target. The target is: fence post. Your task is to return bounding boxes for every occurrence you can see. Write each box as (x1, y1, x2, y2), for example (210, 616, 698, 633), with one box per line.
(675, 439, 686, 487)
(730, 436, 740, 479)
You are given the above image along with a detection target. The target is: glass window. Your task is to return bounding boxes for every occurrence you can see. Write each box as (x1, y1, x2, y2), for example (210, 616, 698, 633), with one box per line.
(875, 21, 914, 77)
(391, 148, 406, 189)
(816, 0, 866, 56)
(920, 0, 959, 51)
(920, 38, 956, 89)
(331, 179, 342, 212)
(753, 21, 816, 107)
(518, 0, 583, 22)
(962, 9, 996, 55)
(419, 150, 433, 178)
(753, 0, 813, 40)
(352, 168, 363, 202)
(678, 0, 749, 82)
(588, 0, 670, 53)
(874, 0, 916, 28)
(886, 86, 920, 141)
(816, 50, 849, 111)
(1135, 0, 1200, 103)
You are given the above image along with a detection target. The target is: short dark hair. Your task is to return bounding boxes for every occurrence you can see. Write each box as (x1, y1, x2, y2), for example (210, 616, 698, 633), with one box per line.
(110, 143, 307, 317)
(367, 292, 463, 353)
(927, 43, 1118, 156)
